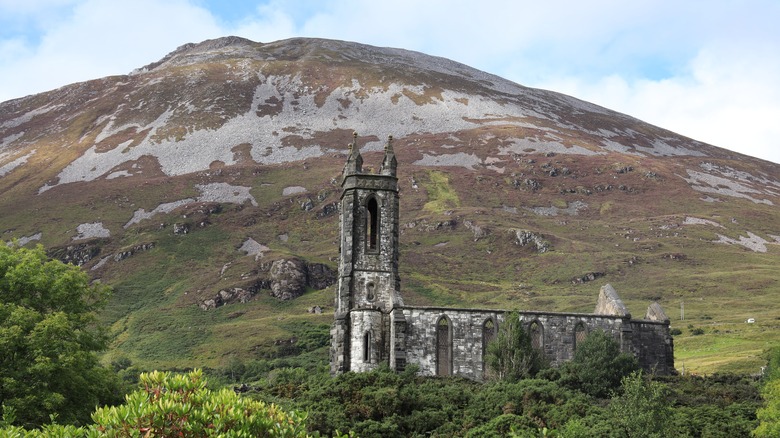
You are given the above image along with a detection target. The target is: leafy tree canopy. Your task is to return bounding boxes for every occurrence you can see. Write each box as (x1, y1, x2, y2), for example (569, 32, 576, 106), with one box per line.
(560, 329, 639, 398)
(0, 244, 119, 427)
(754, 346, 780, 437)
(484, 312, 546, 382)
(608, 371, 673, 438)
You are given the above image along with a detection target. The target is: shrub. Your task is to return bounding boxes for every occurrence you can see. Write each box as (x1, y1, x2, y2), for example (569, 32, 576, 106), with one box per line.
(608, 371, 675, 437)
(484, 312, 547, 381)
(87, 369, 312, 437)
(559, 329, 639, 398)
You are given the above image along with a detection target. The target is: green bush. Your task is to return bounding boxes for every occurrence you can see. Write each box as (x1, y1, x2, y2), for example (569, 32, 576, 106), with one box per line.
(90, 369, 311, 436)
(608, 372, 674, 438)
(464, 379, 593, 431)
(0, 370, 318, 437)
(559, 329, 639, 398)
(484, 312, 547, 382)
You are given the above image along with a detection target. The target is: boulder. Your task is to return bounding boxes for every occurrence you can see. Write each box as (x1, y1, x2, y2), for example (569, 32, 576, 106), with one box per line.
(269, 258, 308, 300)
(316, 202, 338, 219)
(200, 257, 336, 309)
(307, 262, 337, 290)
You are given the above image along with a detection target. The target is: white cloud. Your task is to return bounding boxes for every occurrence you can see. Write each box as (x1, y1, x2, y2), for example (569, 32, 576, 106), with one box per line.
(230, 2, 298, 43)
(0, 0, 223, 101)
(533, 41, 780, 164)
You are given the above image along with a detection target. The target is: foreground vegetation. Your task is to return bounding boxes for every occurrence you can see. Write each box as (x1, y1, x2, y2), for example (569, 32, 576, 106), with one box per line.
(1, 370, 317, 437)
(231, 325, 763, 437)
(2, 244, 779, 437)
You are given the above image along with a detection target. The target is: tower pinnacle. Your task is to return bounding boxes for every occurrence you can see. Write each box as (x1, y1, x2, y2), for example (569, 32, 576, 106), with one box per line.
(380, 135, 397, 176)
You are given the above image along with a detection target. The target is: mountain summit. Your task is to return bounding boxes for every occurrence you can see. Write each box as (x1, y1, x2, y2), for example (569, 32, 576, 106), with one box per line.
(1, 37, 778, 373)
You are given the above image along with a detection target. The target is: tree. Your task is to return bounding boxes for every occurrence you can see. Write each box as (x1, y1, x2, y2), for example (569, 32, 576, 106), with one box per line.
(755, 375, 780, 436)
(560, 329, 638, 398)
(0, 244, 120, 427)
(485, 312, 546, 382)
(608, 371, 674, 438)
(761, 346, 780, 382)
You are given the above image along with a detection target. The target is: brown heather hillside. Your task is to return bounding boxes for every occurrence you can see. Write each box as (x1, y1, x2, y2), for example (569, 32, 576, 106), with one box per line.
(1, 36, 778, 373)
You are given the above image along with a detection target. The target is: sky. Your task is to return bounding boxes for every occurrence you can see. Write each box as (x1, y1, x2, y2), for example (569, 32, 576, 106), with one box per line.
(1, 0, 779, 164)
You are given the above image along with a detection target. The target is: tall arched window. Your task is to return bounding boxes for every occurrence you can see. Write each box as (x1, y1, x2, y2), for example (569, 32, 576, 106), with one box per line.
(530, 320, 543, 350)
(366, 197, 379, 251)
(436, 316, 452, 376)
(482, 318, 496, 377)
(574, 322, 587, 350)
(363, 331, 373, 363)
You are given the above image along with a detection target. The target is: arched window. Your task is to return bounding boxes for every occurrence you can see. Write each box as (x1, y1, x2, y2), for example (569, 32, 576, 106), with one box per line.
(529, 320, 543, 350)
(436, 316, 452, 376)
(363, 331, 373, 363)
(574, 322, 587, 350)
(482, 318, 496, 377)
(366, 197, 379, 251)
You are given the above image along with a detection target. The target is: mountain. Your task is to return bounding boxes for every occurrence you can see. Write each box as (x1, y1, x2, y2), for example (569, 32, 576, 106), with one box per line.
(1, 37, 778, 373)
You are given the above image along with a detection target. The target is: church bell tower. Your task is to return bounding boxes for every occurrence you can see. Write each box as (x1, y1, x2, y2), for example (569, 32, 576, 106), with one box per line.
(331, 133, 402, 374)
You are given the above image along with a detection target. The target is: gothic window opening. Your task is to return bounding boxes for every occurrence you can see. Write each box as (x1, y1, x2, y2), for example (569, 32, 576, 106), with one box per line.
(363, 331, 372, 363)
(530, 320, 543, 350)
(436, 316, 452, 376)
(367, 197, 379, 251)
(574, 322, 587, 350)
(482, 318, 496, 376)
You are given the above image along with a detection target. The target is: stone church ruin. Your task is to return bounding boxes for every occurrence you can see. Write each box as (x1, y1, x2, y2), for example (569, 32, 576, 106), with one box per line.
(330, 134, 674, 379)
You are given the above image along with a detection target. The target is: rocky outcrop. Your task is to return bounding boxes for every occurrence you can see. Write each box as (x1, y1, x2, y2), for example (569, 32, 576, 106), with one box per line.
(200, 257, 336, 309)
(306, 262, 337, 290)
(300, 198, 314, 211)
(48, 239, 106, 266)
(113, 242, 156, 262)
(513, 229, 550, 253)
(200, 287, 254, 310)
(464, 220, 489, 241)
(268, 258, 308, 300)
(572, 271, 605, 285)
(405, 218, 457, 232)
(266, 258, 337, 300)
(316, 202, 338, 219)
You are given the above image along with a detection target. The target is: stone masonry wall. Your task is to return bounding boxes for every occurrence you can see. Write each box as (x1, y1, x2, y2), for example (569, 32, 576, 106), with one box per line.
(400, 307, 504, 380)
(630, 319, 675, 373)
(518, 311, 632, 366)
(396, 307, 674, 379)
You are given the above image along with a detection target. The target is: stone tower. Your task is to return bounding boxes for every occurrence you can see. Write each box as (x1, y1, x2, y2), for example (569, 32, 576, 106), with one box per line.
(330, 133, 403, 374)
